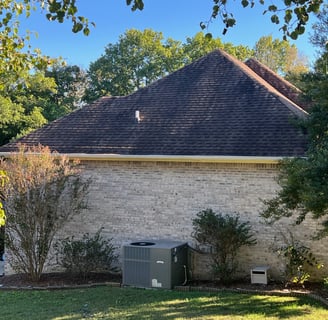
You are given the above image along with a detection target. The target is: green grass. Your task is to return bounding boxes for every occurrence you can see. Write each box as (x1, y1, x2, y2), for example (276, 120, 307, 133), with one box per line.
(0, 286, 327, 319)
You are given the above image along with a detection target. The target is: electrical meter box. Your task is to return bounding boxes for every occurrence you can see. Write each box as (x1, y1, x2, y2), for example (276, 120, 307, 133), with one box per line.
(122, 240, 188, 289)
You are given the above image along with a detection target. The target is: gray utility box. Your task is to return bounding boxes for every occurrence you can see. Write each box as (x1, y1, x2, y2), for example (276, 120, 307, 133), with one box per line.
(122, 240, 188, 289)
(251, 266, 270, 285)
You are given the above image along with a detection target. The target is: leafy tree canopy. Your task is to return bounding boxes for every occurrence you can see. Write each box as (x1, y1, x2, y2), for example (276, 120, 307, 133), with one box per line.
(127, 0, 324, 41)
(254, 35, 309, 75)
(85, 30, 255, 101)
(310, 3, 328, 52)
(261, 51, 328, 238)
(0, 0, 92, 78)
(260, 8, 328, 237)
(85, 29, 184, 100)
(45, 64, 88, 121)
(0, 63, 88, 145)
(0, 70, 55, 145)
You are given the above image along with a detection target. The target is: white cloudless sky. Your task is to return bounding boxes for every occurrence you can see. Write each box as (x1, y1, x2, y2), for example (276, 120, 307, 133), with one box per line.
(20, 0, 318, 69)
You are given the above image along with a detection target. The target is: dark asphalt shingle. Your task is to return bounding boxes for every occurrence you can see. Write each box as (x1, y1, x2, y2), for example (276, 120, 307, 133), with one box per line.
(0, 50, 308, 157)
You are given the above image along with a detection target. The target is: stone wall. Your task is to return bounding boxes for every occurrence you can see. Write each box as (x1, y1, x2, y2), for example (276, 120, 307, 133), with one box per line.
(54, 160, 328, 281)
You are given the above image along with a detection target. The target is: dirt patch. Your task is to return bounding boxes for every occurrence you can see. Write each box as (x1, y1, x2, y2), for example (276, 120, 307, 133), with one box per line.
(0, 272, 121, 288)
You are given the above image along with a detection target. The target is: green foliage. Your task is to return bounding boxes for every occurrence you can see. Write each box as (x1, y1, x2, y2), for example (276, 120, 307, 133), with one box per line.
(261, 70, 328, 237)
(212, 0, 322, 40)
(85, 29, 185, 100)
(0, 203, 5, 227)
(0, 144, 90, 281)
(45, 64, 88, 120)
(0, 170, 7, 226)
(310, 3, 328, 52)
(0, 1, 92, 78)
(0, 71, 56, 145)
(183, 32, 253, 62)
(261, 153, 328, 237)
(274, 230, 323, 285)
(323, 277, 328, 291)
(45, 0, 93, 35)
(126, 0, 324, 41)
(0, 64, 88, 145)
(192, 208, 256, 283)
(254, 35, 308, 75)
(85, 30, 254, 101)
(313, 52, 328, 74)
(54, 229, 118, 278)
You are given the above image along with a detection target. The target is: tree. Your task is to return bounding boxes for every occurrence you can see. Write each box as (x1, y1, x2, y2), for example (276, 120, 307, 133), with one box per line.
(310, 4, 328, 74)
(310, 4, 328, 52)
(127, 0, 324, 40)
(0, 144, 90, 281)
(0, 71, 56, 145)
(0, 0, 93, 79)
(45, 64, 88, 121)
(183, 32, 253, 62)
(0, 64, 90, 145)
(254, 35, 308, 75)
(85, 29, 185, 100)
(260, 9, 328, 236)
(261, 54, 328, 237)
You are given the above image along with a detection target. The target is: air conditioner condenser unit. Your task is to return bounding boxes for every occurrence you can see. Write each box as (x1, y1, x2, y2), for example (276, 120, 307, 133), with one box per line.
(122, 240, 188, 289)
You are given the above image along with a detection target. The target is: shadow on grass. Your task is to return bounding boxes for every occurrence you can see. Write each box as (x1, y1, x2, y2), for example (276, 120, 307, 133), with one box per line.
(0, 286, 326, 319)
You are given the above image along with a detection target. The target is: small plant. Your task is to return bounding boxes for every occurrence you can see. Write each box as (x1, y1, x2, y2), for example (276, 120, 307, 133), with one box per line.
(275, 230, 323, 286)
(323, 277, 328, 292)
(55, 229, 118, 278)
(192, 208, 257, 284)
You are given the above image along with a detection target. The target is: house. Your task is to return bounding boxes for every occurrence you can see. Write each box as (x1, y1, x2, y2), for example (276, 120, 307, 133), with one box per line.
(1, 50, 326, 280)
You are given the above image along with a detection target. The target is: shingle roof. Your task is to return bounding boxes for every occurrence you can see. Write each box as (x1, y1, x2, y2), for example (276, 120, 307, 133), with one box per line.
(245, 58, 308, 110)
(0, 50, 308, 157)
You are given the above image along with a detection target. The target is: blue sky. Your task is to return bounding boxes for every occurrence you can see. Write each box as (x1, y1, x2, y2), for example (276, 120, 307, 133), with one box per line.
(21, 1, 318, 69)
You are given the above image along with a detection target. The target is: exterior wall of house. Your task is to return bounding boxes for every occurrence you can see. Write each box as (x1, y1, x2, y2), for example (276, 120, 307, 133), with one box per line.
(52, 160, 328, 281)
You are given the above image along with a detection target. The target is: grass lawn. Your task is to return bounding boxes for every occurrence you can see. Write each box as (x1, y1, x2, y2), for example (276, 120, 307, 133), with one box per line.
(1, 286, 327, 319)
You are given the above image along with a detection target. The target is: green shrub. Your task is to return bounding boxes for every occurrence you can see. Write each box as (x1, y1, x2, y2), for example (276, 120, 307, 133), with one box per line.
(55, 229, 118, 277)
(192, 208, 257, 284)
(275, 230, 323, 286)
(323, 277, 328, 291)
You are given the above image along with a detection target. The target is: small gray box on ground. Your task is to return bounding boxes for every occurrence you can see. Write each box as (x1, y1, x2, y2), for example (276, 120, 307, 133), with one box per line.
(251, 266, 270, 285)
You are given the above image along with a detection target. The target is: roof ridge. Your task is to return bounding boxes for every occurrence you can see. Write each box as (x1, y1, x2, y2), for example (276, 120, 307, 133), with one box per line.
(217, 50, 308, 117)
(246, 58, 301, 92)
(245, 58, 309, 111)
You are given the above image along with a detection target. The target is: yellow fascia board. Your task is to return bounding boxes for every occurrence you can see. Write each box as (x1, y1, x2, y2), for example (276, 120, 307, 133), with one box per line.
(54, 154, 282, 164)
(0, 152, 284, 164)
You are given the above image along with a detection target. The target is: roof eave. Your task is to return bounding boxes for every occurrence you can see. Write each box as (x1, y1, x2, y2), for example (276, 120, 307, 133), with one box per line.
(0, 152, 286, 164)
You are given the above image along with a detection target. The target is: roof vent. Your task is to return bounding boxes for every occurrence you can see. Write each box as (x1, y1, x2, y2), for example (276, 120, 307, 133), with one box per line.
(135, 110, 141, 122)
